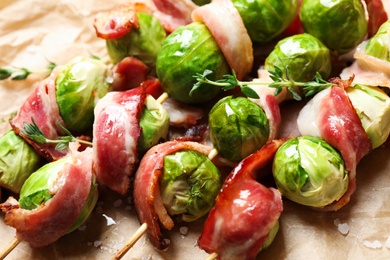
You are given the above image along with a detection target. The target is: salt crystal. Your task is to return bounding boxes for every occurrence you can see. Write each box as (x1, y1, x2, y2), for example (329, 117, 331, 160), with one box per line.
(113, 199, 122, 207)
(94, 240, 102, 247)
(78, 224, 87, 231)
(102, 214, 116, 226)
(179, 226, 189, 236)
(385, 236, 390, 249)
(363, 240, 382, 249)
(125, 205, 132, 211)
(337, 223, 349, 235)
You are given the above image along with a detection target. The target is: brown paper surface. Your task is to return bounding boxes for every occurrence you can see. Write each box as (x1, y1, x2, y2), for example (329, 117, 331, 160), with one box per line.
(1, 1, 390, 259)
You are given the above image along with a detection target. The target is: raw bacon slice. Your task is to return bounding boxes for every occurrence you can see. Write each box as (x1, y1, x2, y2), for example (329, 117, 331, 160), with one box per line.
(198, 139, 285, 260)
(133, 140, 213, 250)
(364, 0, 388, 37)
(93, 87, 146, 196)
(111, 57, 149, 91)
(297, 87, 372, 210)
(10, 68, 68, 161)
(192, 0, 253, 80)
(161, 98, 204, 128)
(0, 145, 93, 248)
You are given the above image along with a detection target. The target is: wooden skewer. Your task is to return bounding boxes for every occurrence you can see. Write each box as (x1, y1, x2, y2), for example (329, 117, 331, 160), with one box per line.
(111, 223, 148, 260)
(205, 252, 218, 260)
(0, 237, 20, 260)
(113, 148, 220, 259)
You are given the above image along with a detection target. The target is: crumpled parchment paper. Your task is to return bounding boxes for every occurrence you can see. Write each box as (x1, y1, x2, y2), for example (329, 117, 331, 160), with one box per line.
(1, 1, 390, 259)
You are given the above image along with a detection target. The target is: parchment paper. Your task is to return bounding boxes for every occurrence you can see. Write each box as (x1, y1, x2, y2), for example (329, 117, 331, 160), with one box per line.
(1, 1, 390, 259)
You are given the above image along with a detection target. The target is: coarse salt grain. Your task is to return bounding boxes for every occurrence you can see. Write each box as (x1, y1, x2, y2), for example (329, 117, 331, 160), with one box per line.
(333, 218, 349, 235)
(113, 199, 122, 207)
(78, 224, 87, 231)
(102, 214, 116, 226)
(94, 240, 103, 247)
(179, 226, 189, 236)
(363, 240, 382, 249)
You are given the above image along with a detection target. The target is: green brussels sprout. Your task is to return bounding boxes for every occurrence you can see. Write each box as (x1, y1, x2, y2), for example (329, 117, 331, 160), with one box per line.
(0, 130, 43, 193)
(55, 56, 111, 134)
(19, 156, 98, 233)
(273, 136, 348, 208)
(192, 0, 211, 5)
(106, 12, 166, 66)
(262, 220, 279, 250)
(299, 0, 367, 54)
(346, 84, 390, 149)
(209, 96, 270, 162)
(232, 0, 298, 43)
(264, 33, 332, 82)
(160, 150, 222, 222)
(365, 21, 390, 62)
(156, 22, 230, 104)
(138, 95, 170, 155)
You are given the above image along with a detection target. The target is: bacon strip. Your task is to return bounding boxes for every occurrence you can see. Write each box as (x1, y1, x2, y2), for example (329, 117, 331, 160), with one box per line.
(191, 0, 253, 80)
(93, 87, 146, 196)
(364, 0, 388, 37)
(133, 140, 213, 250)
(297, 87, 372, 210)
(10, 68, 68, 161)
(0, 146, 93, 247)
(198, 139, 285, 260)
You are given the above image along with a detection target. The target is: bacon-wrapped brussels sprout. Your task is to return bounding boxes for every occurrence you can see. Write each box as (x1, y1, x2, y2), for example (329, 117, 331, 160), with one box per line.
(365, 20, 390, 62)
(160, 150, 222, 222)
(273, 136, 348, 208)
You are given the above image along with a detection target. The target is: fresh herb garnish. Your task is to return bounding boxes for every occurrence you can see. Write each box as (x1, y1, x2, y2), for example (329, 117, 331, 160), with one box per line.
(0, 61, 57, 81)
(192, 66, 337, 101)
(21, 117, 92, 150)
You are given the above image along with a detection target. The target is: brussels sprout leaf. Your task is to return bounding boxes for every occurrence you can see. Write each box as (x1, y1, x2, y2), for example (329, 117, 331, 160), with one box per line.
(193, 66, 338, 100)
(0, 62, 57, 81)
(21, 117, 92, 150)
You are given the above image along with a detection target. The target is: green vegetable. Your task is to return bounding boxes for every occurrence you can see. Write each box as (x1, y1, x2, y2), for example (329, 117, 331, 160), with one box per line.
(160, 150, 222, 222)
(19, 156, 98, 233)
(209, 96, 270, 162)
(0, 61, 56, 81)
(138, 95, 170, 155)
(55, 56, 111, 134)
(192, 0, 210, 5)
(156, 22, 230, 104)
(0, 130, 43, 193)
(106, 12, 166, 66)
(365, 20, 390, 61)
(264, 33, 332, 84)
(232, 0, 298, 43)
(346, 84, 390, 149)
(273, 136, 348, 208)
(262, 221, 279, 250)
(299, 0, 367, 54)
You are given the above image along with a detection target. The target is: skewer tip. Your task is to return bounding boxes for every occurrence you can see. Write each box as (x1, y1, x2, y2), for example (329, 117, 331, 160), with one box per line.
(111, 223, 148, 260)
(0, 237, 20, 260)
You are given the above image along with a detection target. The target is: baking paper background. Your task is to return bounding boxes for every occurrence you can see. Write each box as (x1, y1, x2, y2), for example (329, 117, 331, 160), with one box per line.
(1, 1, 390, 259)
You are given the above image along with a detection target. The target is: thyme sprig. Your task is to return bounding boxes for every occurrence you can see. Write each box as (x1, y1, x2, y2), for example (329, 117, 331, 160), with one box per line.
(0, 62, 57, 80)
(192, 66, 337, 101)
(21, 117, 92, 150)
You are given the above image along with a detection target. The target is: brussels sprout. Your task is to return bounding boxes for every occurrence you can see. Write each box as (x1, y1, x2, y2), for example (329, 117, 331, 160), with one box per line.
(55, 56, 111, 134)
(0, 130, 43, 193)
(365, 21, 390, 62)
(299, 0, 367, 54)
(106, 12, 166, 66)
(346, 84, 390, 149)
(262, 220, 279, 250)
(192, 0, 210, 5)
(156, 22, 230, 104)
(273, 136, 348, 208)
(138, 95, 170, 155)
(19, 156, 98, 232)
(160, 150, 222, 222)
(209, 96, 270, 162)
(232, 0, 298, 43)
(264, 33, 332, 83)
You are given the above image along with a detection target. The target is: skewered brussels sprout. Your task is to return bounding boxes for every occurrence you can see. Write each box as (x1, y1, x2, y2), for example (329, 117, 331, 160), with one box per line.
(0, 130, 43, 193)
(156, 22, 230, 104)
(299, 0, 367, 54)
(160, 150, 222, 222)
(106, 12, 166, 66)
(55, 56, 112, 134)
(346, 84, 390, 149)
(264, 33, 332, 83)
(138, 95, 170, 155)
(231, 0, 298, 43)
(273, 136, 348, 208)
(18, 156, 98, 233)
(209, 96, 270, 162)
(365, 20, 390, 62)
